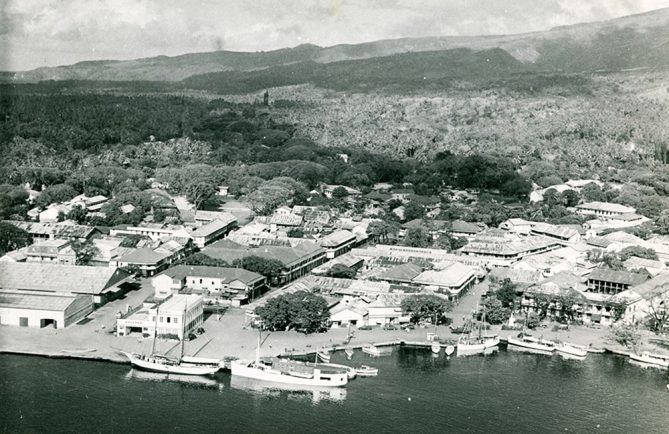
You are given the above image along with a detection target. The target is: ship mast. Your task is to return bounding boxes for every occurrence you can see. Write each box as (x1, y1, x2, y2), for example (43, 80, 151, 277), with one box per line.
(256, 327, 261, 365)
(180, 302, 187, 361)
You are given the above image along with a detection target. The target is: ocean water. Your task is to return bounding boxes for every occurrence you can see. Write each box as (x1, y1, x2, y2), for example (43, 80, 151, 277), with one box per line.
(1, 347, 668, 433)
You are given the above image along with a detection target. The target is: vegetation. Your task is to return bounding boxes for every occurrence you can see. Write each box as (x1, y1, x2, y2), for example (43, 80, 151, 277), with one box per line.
(0, 222, 32, 256)
(608, 323, 642, 349)
(325, 264, 357, 279)
(401, 294, 452, 324)
(255, 291, 329, 334)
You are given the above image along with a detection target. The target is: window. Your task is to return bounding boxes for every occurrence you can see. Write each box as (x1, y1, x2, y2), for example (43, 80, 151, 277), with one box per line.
(19, 317, 28, 327)
(160, 316, 163, 322)
(167, 317, 171, 323)
(200, 279, 203, 284)
(174, 317, 178, 324)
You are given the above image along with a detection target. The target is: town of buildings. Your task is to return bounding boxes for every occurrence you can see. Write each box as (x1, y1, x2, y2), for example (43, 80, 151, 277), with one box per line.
(1, 182, 668, 356)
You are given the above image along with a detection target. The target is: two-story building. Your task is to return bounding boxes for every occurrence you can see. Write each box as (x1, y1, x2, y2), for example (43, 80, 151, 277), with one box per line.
(319, 229, 358, 259)
(116, 294, 203, 339)
(24, 239, 76, 264)
(151, 265, 266, 305)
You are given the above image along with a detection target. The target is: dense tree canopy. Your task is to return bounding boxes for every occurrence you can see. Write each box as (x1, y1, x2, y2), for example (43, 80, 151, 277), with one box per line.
(0, 222, 32, 256)
(401, 294, 452, 324)
(255, 291, 329, 334)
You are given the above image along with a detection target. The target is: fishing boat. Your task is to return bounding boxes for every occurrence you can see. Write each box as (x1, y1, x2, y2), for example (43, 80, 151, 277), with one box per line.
(431, 341, 441, 354)
(362, 344, 381, 357)
(456, 320, 485, 356)
(231, 331, 349, 387)
(555, 342, 588, 359)
(122, 303, 219, 376)
(356, 365, 379, 377)
(316, 350, 331, 363)
(629, 352, 669, 369)
(479, 308, 499, 349)
(507, 333, 556, 354)
(344, 348, 354, 360)
(445, 345, 455, 356)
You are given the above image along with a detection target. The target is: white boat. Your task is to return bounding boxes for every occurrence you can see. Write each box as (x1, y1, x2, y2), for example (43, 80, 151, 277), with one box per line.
(316, 350, 331, 363)
(362, 345, 381, 357)
(122, 303, 219, 376)
(629, 352, 669, 369)
(312, 362, 357, 380)
(555, 342, 588, 359)
(231, 331, 348, 387)
(507, 334, 556, 354)
(457, 339, 486, 356)
(445, 345, 455, 356)
(344, 348, 354, 360)
(231, 358, 348, 387)
(482, 335, 500, 349)
(122, 352, 220, 376)
(431, 342, 441, 354)
(356, 365, 379, 377)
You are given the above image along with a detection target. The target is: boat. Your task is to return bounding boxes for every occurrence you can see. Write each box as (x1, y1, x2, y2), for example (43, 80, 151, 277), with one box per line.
(231, 331, 349, 387)
(445, 345, 455, 356)
(344, 348, 354, 360)
(316, 350, 331, 363)
(456, 320, 485, 356)
(356, 365, 379, 377)
(629, 352, 669, 369)
(310, 362, 357, 380)
(362, 344, 381, 357)
(482, 335, 500, 349)
(507, 333, 556, 354)
(431, 342, 441, 354)
(122, 303, 219, 376)
(555, 342, 588, 359)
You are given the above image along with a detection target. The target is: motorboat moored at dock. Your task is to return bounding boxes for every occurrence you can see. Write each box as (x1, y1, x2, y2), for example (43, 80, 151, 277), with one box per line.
(629, 352, 669, 369)
(555, 342, 588, 359)
(507, 334, 556, 355)
(356, 365, 379, 377)
(362, 345, 381, 357)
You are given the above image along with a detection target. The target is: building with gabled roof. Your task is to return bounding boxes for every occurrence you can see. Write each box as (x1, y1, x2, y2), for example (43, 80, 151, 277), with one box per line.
(319, 229, 357, 259)
(152, 265, 266, 305)
(4, 220, 100, 242)
(0, 289, 94, 329)
(24, 239, 76, 264)
(190, 215, 237, 248)
(412, 262, 477, 299)
(374, 263, 424, 285)
(0, 262, 132, 305)
(329, 298, 369, 328)
(586, 267, 649, 295)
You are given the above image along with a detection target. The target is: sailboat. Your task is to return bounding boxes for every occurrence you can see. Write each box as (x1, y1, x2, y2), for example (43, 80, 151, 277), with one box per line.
(122, 303, 219, 376)
(479, 308, 500, 349)
(231, 329, 349, 387)
(456, 319, 485, 356)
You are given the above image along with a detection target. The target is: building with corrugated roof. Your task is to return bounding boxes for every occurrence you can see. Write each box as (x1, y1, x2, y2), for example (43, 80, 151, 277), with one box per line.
(586, 267, 649, 295)
(0, 289, 94, 329)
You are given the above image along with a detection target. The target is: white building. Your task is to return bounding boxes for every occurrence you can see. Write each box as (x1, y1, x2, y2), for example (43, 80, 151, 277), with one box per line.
(0, 289, 93, 329)
(116, 294, 204, 339)
(576, 202, 636, 218)
(329, 299, 369, 328)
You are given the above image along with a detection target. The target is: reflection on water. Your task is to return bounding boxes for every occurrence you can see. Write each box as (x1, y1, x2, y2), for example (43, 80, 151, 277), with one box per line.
(124, 369, 223, 390)
(628, 359, 668, 371)
(230, 375, 347, 404)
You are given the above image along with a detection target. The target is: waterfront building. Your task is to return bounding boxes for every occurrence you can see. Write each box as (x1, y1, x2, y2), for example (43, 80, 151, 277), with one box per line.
(0, 289, 94, 329)
(116, 294, 204, 339)
(367, 294, 406, 326)
(612, 273, 669, 326)
(152, 265, 266, 305)
(329, 298, 369, 328)
(0, 262, 133, 305)
(412, 262, 477, 300)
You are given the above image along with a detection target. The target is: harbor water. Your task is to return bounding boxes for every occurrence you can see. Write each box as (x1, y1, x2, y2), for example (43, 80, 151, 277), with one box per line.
(1, 347, 668, 433)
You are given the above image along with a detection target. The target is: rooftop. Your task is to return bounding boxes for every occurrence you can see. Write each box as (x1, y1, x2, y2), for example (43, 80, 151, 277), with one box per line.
(587, 268, 648, 286)
(413, 262, 476, 288)
(190, 217, 236, 238)
(319, 230, 356, 248)
(576, 202, 636, 214)
(0, 289, 86, 312)
(376, 263, 423, 282)
(159, 265, 264, 284)
(0, 263, 130, 295)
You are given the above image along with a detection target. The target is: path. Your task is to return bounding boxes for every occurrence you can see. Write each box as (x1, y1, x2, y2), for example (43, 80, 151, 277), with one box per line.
(449, 280, 489, 327)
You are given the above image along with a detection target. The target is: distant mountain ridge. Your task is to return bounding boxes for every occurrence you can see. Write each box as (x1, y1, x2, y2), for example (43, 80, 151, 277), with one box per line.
(10, 7, 669, 83)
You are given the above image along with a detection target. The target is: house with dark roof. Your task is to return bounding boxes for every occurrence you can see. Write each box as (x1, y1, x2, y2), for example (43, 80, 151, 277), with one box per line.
(586, 267, 649, 295)
(373, 263, 424, 285)
(4, 220, 100, 242)
(190, 214, 237, 248)
(152, 265, 266, 305)
(25, 239, 76, 264)
(449, 220, 484, 238)
(0, 262, 133, 305)
(112, 239, 188, 277)
(202, 239, 326, 285)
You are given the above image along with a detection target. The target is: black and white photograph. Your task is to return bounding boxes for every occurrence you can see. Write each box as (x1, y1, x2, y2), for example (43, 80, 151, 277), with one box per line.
(1, 1, 669, 432)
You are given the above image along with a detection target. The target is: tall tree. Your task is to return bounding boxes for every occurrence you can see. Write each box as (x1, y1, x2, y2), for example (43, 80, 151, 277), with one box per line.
(0, 222, 32, 256)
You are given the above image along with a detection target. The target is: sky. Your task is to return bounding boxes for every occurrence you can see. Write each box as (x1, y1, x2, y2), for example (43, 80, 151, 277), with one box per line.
(2, 0, 669, 71)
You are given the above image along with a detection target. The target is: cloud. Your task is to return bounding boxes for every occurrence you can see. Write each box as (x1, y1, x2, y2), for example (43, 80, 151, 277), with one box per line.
(2, 0, 669, 70)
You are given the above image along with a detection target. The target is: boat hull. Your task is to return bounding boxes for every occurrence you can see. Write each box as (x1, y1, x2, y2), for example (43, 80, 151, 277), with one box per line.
(362, 346, 381, 357)
(555, 343, 588, 358)
(231, 360, 348, 387)
(507, 336, 555, 354)
(629, 353, 669, 368)
(457, 342, 486, 356)
(123, 352, 219, 376)
(482, 336, 500, 349)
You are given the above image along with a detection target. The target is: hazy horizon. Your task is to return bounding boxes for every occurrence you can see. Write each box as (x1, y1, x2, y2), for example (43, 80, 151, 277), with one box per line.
(2, 0, 669, 71)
